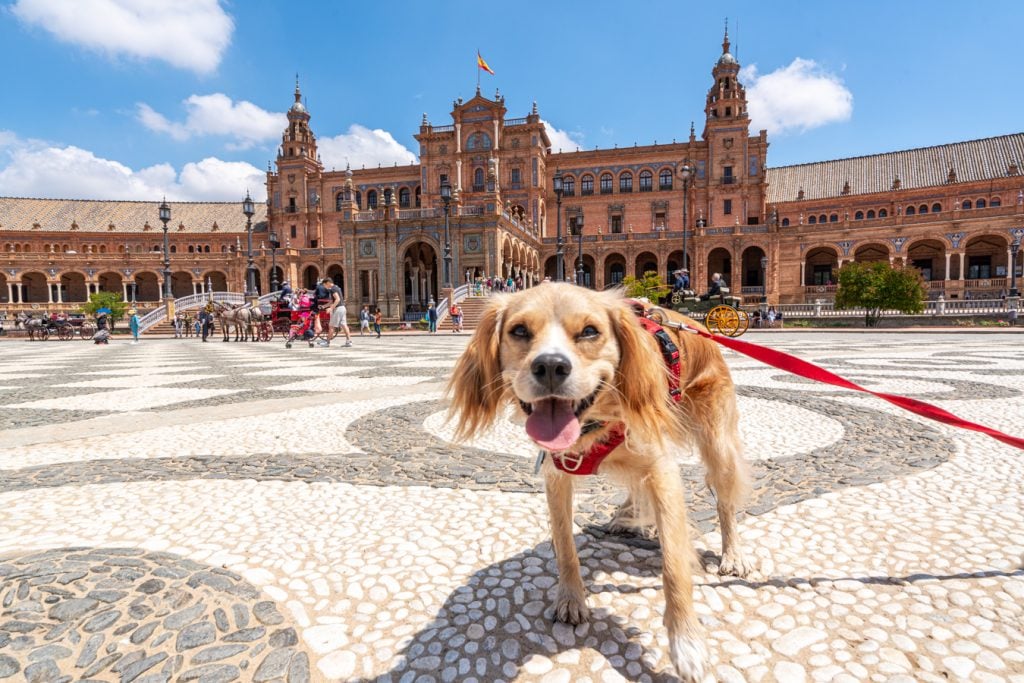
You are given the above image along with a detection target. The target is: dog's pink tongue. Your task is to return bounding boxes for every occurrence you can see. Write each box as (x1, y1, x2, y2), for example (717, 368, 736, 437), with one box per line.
(525, 399, 581, 451)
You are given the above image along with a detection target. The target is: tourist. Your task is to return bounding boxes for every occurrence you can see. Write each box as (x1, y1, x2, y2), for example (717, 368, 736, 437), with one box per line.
(129, 309, 140, 344)
(767, 306, 778, 328)
(199, 304, 213, 342)
(173, 313, 183, 339)
(93, 311, 110, 345)
(373, 307, 382, 338)
(427, 301, 438, 333)
(359, 305, 371, 336)
(323, 278, 352, 347)
(450, 303, 463, 333)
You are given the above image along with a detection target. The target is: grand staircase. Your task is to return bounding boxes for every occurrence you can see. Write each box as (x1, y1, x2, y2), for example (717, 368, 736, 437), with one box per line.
(438, 294, 491, 332)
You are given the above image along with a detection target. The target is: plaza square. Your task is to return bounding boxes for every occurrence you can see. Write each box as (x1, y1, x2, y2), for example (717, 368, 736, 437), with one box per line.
(1, 332, 1022, 681)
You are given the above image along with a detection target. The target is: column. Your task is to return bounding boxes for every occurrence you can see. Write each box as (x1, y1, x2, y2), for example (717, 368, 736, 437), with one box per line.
(192, 282, 198, 295)
(945, 253, 951, 281)
(6, 282, 13, 303)
(800, 261, 806, 288)
(958, 253, 965, 280)
(56, 282, 64, 304)
(47, 283, 54, 304)
(122, 282, 129, 302)
(16, 283, 23, 303)
(410, 266, 420, 303)
(425, 269, 433, 302)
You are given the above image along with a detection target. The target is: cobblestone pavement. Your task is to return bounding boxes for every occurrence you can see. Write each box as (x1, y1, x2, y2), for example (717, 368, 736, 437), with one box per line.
(0, 333, 1022, 682)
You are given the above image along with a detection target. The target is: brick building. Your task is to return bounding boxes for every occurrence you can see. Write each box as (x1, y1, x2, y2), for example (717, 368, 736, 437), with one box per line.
(3, 30, 1023, 319)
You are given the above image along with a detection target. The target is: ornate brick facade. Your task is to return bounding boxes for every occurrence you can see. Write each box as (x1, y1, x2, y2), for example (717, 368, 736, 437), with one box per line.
(3, 31, 1023, 319)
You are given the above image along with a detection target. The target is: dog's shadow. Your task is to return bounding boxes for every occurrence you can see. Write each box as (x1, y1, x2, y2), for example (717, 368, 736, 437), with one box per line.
(353, 530, 684, 683)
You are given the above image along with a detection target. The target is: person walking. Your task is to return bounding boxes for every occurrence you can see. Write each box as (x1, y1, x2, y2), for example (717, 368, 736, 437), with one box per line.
(129, 309, 140, 344)
(427, 301, 438, 334)
(199, 304, 213, 342)
(373, 307, 382, 338)
(450, 303, 463, 333)
(93, 311, 110, 344)
(359, 305, 371, 336)
(323, 278, 352, 347)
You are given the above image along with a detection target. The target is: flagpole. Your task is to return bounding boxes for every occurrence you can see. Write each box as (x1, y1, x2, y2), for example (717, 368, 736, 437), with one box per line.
(476, 49, 480, 92)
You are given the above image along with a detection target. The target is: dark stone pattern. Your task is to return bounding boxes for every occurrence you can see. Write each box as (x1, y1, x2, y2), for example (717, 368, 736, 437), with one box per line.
(1, 388, 954, 536)
(0, 548, 310, 683)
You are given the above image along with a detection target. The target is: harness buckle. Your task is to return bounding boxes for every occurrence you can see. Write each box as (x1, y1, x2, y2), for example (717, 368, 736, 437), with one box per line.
(553, 451, 585, 473)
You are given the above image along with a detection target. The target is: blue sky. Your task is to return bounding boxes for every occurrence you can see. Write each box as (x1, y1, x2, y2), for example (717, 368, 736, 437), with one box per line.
(1, 0, 1021, 202)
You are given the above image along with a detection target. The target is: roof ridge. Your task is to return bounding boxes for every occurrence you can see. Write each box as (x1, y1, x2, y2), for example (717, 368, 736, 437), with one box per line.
(770, 131, 1024, 171)
(0, 196, 255, 206)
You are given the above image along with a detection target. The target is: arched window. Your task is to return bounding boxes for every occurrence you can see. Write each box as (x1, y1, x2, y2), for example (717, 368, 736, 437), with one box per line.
(932, 203, 942, 213)
(829, 214, 838, 222)
(854, 211, 864, 220)
(99, 245, 106, 253)
(990, 197, 1001, 207)
(600, 173, 613, 194)
(867, 209, 876, 219)
(639, 170, 653, 192)
(336, 192, 344, 211)
(659, 169, 673, 190)
(878, 209, 888, 218)
(619, 172, 633, 193)
(976, 198, 986, 209)
(367, 189, 378, 209)
(906, 205, 916, 216)
(399, 188, 410, 208)
(221, 245, 228, 253)
(204, 245, 211, 253)
(563, 176, 575, 196)
(188, 245, 194, 253)
(819, 214, 827, 223)
(918, 204, 928, 214)
(415, 186, 421, 207)
(383, 188, 393, 205)
(961, 199, 972, 210)
(808, 215, 817, 224)
(580, 175, 594, 195)
(355, 191, 362, 209)
(465, 132, 492, 150)
(781, 217, 790, 227)
(473, 168, 485, 191)
(170, 245, 177, 253)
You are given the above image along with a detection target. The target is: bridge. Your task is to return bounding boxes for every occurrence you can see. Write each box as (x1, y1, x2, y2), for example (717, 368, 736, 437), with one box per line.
(137, 291, 281, 334)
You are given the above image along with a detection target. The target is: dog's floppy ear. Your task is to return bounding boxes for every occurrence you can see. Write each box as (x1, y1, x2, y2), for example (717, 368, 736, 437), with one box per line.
(446, 297, 506, 441)
(612, 302, 680, 449)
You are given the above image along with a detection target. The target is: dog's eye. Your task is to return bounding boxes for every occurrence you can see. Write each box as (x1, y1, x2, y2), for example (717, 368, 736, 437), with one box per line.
(578, 325, 600, 340)
(510, 323, 531, 339)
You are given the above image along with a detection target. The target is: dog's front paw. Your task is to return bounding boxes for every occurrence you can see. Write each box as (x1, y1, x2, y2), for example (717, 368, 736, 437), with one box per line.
(669, 630, 709, 683)
(719, 547, 756, 578)
(553, 584, 590, 624)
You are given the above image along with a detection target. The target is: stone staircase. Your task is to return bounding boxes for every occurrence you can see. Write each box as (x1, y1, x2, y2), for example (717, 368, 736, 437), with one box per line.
(439, 295, 491, 332)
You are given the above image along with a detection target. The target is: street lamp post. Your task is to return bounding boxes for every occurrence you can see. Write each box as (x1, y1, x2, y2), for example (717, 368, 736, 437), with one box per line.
(1010, 235, 1021, 298)
(206, 276, 213, 301)
(158, 198, 172, 299)
(553, 169, 564, 281)
(243, 192, 256, 297)
(678, 162, 693, 273)
(440, 181, 453, 290)
(269, 230, 280, 294)
(760, 255, 769, 304)
(575, 213, 585, 286)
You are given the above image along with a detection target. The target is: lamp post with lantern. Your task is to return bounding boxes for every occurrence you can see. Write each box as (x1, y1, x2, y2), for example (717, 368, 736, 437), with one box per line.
(575, 213, 585, 286)
(678, 162, 693, 274)
(243, 192, 257, 298)
(553, 169, 565, 281)
(440, 181, 453, 290)
(158, 198, 172, 299)
(1010, 234, 1021, 298)
(269, 230, 280, 294)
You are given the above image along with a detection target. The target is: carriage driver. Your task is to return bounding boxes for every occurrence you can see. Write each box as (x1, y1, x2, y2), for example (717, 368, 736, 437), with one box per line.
(699, 272, 725, 302)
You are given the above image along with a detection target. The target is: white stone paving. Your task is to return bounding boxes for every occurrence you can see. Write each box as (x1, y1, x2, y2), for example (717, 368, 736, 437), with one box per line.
(1, 333, 1023, 682)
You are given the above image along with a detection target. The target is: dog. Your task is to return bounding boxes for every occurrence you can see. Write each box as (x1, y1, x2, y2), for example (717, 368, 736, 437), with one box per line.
(447, 282, 754, 681)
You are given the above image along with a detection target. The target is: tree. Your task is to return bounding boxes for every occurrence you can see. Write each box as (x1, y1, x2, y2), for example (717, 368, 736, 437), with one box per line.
(620, 270, 669, 303)
(80, 291, 128, 330)
(834, 261, 926, 327)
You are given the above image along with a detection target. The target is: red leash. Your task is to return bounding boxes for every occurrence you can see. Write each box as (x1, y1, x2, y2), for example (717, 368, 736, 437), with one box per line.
(685, 326, 1024, 451)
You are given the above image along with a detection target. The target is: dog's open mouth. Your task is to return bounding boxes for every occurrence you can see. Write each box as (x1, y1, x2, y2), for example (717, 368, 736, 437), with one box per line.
(519, 390, 598, 452)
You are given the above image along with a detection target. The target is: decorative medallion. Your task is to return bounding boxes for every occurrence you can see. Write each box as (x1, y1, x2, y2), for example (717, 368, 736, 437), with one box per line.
(889, 237, 908, 253)
(835, 240, 855, 256)
(945, 232, 966, 249)
(463, 234, 482, 254)
(359, 239, 376, 257)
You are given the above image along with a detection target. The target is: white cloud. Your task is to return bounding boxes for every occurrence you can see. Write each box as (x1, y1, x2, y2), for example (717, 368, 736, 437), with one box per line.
(740, 58, 853, 135)
(0, 131, 265, 202)
(11, 0, 233, 74)
(318, 125, 417, 169)
(138, 94, 286, 149)
(543, 120, 583, 153)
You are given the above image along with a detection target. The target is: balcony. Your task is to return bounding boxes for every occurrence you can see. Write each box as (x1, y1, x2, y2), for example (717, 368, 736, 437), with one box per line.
(600, 188, 613, 195)
(639, 185, 653, 193)
(284, 206, 298, 214)
(472, 184, 485, 192)
(720, 176, 736, 185)
(504, 117, 528, 127)
(581, 189, 594, 196)
(659, 183, 673, 191)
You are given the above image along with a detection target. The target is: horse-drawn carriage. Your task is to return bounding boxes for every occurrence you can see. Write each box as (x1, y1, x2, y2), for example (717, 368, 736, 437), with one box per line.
(16, 313, 79, 341)
(669, 288, 750, 337)
(268, 298, 330, 348)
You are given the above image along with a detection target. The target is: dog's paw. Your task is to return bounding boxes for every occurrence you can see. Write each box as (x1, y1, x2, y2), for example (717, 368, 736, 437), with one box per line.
(553, 585, 590, 624)
(719, 548, 756, 578)
(669, 630, 709, 682)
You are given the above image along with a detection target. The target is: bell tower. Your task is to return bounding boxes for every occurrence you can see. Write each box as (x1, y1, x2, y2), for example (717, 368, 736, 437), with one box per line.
(703, 24, 749, 138)
(273, 77, 324, 248)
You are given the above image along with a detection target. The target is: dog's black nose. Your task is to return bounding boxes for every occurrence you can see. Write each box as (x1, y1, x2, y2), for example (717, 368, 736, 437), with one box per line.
(531, 353, 572, 391)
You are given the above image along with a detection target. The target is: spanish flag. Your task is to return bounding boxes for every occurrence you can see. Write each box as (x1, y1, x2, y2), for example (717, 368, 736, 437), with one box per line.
(477, 51, 495, 75)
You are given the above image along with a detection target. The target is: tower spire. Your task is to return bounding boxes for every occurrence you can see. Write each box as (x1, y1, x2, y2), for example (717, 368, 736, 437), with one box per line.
(722, 18, 730, 55)
(294, 74, 302, 104)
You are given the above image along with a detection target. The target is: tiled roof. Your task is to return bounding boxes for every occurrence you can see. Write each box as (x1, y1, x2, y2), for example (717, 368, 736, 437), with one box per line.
(766, 133, 1024, 203)
(0, 197, 268, 234)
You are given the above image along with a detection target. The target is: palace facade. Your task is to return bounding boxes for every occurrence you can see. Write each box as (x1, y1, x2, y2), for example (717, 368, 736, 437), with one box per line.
(3, 29, 1023, 319)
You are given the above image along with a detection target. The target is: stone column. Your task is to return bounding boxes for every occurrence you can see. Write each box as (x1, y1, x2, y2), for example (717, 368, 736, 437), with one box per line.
(945, 252, 951, 281)
(410, 266, 420, 303)
(47, 283, 54, 304)
(56, 282, 64, 304)
(16, 283, 24, 303)
(958, 253, 965, 280)
(6, 282, 13, 303)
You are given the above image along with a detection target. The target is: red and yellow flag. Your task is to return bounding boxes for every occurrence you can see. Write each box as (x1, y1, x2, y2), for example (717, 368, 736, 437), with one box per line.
(477, 51, 495, 75)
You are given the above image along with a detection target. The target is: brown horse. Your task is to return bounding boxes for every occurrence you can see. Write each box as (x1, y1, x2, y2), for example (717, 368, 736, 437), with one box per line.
(212, 302, 263, 342)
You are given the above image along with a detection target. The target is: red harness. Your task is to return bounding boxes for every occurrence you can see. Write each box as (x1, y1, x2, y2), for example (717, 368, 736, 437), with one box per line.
(548, 314, 683, 475)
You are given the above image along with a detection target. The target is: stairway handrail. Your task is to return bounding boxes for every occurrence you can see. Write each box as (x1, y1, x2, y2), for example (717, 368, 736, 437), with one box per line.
(436, 284, 472, 324)
(137, 304, 168, 333)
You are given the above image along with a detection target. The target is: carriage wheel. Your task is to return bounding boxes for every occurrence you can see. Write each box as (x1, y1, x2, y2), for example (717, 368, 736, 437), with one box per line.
(706, 305, 740, 336)
(79, 323, 95, 340)
(732, 310, 750, 337)
(39, 328, 50, 341)
(58, 326, 74, 341)
(670, 291, 683, 305)
(259, 323, 273, 342)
